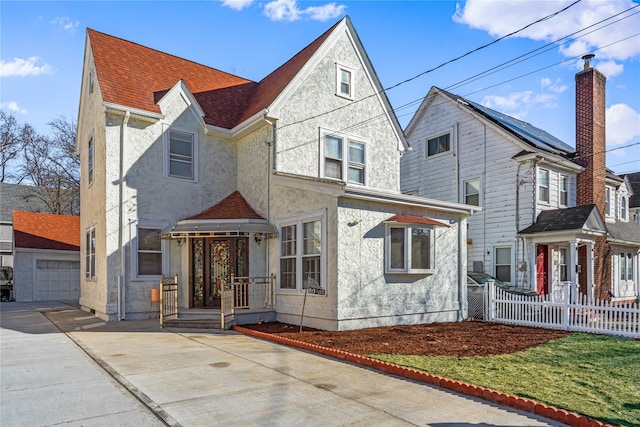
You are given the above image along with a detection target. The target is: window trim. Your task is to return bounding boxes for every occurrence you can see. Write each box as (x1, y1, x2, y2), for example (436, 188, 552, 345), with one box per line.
(620, 196, 628, 221)
(425, 132, 452, 158)
(538, 168, 550, 204)
(319, 128, 367, 185)
(336, 63, 354, 99)
(605, 187, 612, 217)
(277, 210, 326, 294)
(85, 225, 96, 280)
(385, 223, 435, 274)
(164, 127, 198, 182)
(463, 178, 480, 206)
(494, 246, 513, 284)
(130, 220, 168, 281)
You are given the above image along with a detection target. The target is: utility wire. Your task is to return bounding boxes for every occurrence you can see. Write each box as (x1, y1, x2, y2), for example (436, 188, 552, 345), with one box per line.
(277, 0, 584, 132)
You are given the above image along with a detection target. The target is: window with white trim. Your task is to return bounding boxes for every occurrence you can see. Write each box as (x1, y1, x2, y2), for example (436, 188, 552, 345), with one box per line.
(131, 221, 167, 280)
(464, 178, 480, 206)
(605, 187, 612, 216)
(336, 64, 353, 99)
(279, 213, 325, 293)
(320, 130, 366, 185)
(385, 224, 435, 274)
(166, 129, 196, 180)
(559, 174, 568, 206)
(88, 134, 94, 185)
(620, 253, 633, 282)
(620, 196, 628, 221)
(85, 226, 96, 279)
(538, 169, 549, 203)
(559, 248, 568, 282)
(494, 247, 512, 283)
(426, 133, 450, 157)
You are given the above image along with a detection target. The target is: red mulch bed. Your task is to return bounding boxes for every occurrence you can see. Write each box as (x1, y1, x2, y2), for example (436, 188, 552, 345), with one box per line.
(241, 320, 570, 357)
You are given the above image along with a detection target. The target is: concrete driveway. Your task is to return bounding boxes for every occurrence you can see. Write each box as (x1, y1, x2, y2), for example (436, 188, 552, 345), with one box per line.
(1, 302, 569, 426)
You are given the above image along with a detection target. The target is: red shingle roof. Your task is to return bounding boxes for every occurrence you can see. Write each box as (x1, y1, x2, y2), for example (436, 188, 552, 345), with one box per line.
(187, 191, 264, 220)
(88, 18, 342, 129)
(385, 214, 450, 228)
(13, 211, 80, 251)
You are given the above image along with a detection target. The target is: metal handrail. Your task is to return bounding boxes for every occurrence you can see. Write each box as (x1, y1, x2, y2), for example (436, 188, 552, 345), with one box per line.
(159, 274, 179, 327)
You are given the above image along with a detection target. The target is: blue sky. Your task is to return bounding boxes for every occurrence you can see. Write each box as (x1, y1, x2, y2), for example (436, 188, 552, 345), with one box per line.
(1, 0, 639, 174)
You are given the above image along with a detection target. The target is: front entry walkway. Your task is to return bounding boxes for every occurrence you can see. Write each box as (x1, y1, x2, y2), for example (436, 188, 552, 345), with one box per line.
(3, 303, 568, 427)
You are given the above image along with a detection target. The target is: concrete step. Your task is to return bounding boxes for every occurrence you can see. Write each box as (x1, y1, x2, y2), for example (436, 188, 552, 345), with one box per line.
(163, 318, 222, 329)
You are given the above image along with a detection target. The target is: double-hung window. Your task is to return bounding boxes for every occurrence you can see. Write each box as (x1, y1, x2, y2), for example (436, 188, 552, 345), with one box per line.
(131, 221, 167, 279)
(538, 169, 549, 203)
(426, 133, 450, 157)
(620, 253, 633, 282)
(494, 247, 512, 283)
(620, 196, 628, 221)
(321, 130, 366, 185)
(386, 224, 435, 274)
(85, 227, 96, 279)
(166, 129, 196, 180)
(336, 64, 353, 99)
(279, 213, 325, 293)
(464, 179, 480, 206)
(559, 175, 568, 206)
(605, 187, 612, 216)
(88, 134, 94, 185)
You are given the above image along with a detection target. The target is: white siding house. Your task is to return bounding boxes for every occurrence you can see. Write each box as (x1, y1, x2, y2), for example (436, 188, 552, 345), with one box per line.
(77, 18, 477, 329)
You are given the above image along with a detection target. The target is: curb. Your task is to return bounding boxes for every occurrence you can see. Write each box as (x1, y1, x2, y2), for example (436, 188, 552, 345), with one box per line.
(233, 325, 613, 427)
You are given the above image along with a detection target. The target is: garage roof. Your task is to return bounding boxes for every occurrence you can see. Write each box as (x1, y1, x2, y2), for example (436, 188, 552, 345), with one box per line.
(13, 211, 80, 251)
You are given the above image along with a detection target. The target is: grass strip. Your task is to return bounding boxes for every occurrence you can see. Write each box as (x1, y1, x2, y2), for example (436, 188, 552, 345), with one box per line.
(372, 333, 640, 426)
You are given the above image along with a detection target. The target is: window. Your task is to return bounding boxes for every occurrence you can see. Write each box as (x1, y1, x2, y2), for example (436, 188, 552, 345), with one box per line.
(605, 187, 612, 216)
(559, 175, 568, 206)
(620, 196, 627, 220)
(88, 134, 94, 185)
(464, 179, 480, 206)
(132, 221, 167, 279)
(620, 253, 633, 281)
(336, 64, 353, 98)
(494, 247, 511, 283)
(386, 225, 434, 274)
(167, 129, 195, 180)
(559, 248, 568, 282)
(321, 130, 366, 185)
(279, 213, 325, 293)
(538, 169, 549, 203)
(427, 133, 450, 157)
(85, 227, 96, 279)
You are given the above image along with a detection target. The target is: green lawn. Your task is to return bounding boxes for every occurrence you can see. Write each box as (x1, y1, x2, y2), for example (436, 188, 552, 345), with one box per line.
(372, 333, 640, 426)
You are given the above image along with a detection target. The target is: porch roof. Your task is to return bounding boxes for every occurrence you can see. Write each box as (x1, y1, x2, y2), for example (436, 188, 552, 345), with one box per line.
(518, 205, 606, 236)
(607, 221, 640, 245)
(384, 214, 450, 227)
(161, 220, 276, 238)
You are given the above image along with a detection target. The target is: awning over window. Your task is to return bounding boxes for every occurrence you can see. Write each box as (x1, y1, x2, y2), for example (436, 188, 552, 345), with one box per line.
(384, 214, 450, 227)
(161, 221, 276, 239)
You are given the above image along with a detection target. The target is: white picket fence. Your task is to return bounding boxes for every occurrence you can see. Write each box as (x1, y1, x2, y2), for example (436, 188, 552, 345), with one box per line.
(486, 283, 640, 338)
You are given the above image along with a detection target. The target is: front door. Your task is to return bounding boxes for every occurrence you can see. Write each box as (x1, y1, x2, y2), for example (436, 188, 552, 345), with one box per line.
(536, 244, 549, 295)
(190, 237, 248, 308)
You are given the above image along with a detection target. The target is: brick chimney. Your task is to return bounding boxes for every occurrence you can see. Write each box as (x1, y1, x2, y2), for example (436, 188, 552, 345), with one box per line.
(575, 54, 610, 300)
(575, 54, 607, 215)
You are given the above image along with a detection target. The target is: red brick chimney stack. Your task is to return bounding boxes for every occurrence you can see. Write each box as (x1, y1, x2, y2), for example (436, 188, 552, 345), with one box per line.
(575, 54, 610, 299)
(575, 54, 607, 216)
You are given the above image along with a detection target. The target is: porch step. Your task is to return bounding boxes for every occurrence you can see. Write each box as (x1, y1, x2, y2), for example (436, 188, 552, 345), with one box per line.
(163, 318, 222, 329)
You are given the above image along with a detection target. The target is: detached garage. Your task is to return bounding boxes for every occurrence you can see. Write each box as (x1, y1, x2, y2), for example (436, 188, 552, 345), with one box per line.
(13, 211, 80, 302)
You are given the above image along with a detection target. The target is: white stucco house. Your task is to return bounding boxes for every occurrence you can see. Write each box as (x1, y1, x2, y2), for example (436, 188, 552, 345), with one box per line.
(12, 211, 81, 302)
(401, 58, 639, 303)
(76, 17, 478, 330)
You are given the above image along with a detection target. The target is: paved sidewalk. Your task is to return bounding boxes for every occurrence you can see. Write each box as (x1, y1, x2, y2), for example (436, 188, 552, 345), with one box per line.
(1, 302, 569, 426)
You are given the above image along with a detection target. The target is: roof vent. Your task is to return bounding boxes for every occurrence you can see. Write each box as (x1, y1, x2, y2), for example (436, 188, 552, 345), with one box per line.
(582, 54, 595, 70)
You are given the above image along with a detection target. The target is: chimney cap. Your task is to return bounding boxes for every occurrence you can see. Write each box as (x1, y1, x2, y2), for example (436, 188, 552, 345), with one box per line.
(582, 54, 595, 69)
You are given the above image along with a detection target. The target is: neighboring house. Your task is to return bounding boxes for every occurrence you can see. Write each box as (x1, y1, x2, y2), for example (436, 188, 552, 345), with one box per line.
(401, 56, 639, 302)
(0, 183, 76, 267)
(622, 172, 640, 224)
(12, 210, 80, 301)
(76, 17, 478, 329)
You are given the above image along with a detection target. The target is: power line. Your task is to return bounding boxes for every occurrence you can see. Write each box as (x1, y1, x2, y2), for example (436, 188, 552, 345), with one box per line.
(277, 0, 584, 132)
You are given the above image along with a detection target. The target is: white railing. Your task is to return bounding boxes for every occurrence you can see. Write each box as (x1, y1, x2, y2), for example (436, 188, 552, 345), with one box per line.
(487, 283, 640, 338)
(220, 275, 274, 329)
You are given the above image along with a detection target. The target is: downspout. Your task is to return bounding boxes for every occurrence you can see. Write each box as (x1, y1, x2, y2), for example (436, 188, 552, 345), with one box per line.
(263, 114, 276, 281)
(458, 216, 466, 320)
(118, 111, 130, 320)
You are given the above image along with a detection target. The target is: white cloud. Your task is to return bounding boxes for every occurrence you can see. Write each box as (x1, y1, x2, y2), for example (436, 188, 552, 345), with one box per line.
(1, 101, 28, 114)
(482, 90, 558, 112)
(221, 0, 254, 11)
(540, 77, 568, 94)
(0, 57, 53, 77)
(593, 59, 624, 78)
(606, 103, 640, 146)
(262, 0, 345, 22)
(453, 0, 640, 62)
(51, 16, 79, 32)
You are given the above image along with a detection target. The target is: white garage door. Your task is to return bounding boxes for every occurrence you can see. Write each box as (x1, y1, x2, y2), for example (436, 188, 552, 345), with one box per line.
(36, 259, 81, 301)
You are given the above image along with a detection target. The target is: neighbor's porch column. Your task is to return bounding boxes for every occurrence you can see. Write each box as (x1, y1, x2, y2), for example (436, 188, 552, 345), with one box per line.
(569, 240, 578, 302)
(586, 241, 595, 301)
